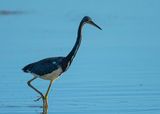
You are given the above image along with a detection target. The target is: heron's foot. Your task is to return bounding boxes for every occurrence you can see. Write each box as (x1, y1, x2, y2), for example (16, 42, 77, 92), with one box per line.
(34, 96, 42, 102)
(43, 98, 48, 109)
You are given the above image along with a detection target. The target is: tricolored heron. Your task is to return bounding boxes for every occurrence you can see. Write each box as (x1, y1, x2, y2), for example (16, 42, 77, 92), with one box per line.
(22, 16, 102, 107)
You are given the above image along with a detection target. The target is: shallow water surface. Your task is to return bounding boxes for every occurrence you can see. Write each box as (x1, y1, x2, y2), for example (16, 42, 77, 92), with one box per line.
(0, 0, 160, 114)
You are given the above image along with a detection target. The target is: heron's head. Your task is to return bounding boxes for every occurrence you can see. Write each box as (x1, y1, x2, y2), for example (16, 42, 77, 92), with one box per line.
(82, 16, 102, 30)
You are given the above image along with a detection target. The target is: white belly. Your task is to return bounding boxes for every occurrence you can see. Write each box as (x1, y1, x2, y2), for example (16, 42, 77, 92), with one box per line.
(32, 67, 63, 80)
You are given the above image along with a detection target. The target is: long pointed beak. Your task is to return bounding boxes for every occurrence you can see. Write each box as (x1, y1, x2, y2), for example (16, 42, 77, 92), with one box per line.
(89, 21, 102, 30)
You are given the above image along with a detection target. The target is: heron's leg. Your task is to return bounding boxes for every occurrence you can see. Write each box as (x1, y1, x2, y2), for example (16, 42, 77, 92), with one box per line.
(27, 77, 44, 101)
(44, 80, 54, 99)
(34, 80, 54, 101)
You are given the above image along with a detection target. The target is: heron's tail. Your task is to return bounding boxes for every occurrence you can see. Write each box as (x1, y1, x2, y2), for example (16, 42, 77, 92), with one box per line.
(22, 63, 34, 73)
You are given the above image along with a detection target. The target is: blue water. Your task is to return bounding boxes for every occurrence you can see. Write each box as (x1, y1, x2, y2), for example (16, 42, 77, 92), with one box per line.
(0, 0, 160, 114)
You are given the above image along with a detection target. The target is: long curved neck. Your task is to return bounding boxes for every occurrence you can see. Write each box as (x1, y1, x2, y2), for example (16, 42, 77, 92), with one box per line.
(65, 20, 84, 64)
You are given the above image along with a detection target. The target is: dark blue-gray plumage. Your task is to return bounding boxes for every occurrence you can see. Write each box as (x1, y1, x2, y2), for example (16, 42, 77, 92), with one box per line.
(22, 16, 102, 107)
(23, 57, 64, 76)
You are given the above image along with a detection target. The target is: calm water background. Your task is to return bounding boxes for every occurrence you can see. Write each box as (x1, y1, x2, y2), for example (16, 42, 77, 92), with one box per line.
(0, 0, 160, 114)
